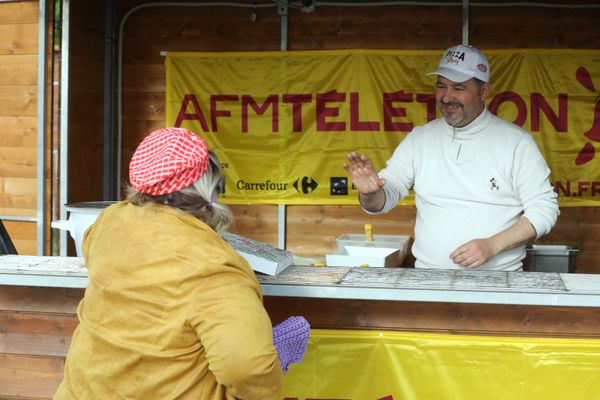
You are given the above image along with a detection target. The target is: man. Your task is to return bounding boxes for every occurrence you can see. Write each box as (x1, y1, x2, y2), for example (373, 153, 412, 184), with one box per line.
(343, 45, 559, 271)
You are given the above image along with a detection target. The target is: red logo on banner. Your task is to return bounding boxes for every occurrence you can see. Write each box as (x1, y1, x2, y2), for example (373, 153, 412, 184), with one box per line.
(575, 66, 600, 165)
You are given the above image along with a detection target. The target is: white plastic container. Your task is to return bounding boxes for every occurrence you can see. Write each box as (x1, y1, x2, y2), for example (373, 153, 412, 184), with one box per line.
(51, 201, 116, 256)
(326, 245, 401, 268)
(335, 234, 411, 266)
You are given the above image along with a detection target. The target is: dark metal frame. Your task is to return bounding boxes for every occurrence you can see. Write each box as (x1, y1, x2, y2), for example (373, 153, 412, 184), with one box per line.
(0, 219, 18, 255)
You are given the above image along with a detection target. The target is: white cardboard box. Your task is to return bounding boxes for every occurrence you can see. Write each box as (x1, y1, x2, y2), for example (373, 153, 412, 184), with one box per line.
(335, 234, 411, 265)
(326, 246, 400, 268)
(221, 232, 293, 276)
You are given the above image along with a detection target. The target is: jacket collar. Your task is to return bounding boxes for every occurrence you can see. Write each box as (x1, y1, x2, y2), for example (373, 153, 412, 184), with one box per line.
(442, 107, 490, 140)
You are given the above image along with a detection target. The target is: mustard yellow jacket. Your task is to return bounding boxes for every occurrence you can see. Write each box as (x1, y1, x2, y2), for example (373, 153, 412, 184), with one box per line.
(54, 202, 283, 400)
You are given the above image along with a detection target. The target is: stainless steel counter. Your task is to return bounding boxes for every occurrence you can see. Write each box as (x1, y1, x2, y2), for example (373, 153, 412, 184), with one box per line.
(2, 255, 600, 307)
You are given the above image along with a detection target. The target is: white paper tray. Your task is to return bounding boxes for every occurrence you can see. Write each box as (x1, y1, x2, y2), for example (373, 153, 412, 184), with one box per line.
(335, 234, 411, 265)
(326, 245, 400, 268)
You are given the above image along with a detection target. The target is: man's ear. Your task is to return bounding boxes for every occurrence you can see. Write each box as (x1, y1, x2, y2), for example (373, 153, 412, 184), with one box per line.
(481, 82, 491, 101)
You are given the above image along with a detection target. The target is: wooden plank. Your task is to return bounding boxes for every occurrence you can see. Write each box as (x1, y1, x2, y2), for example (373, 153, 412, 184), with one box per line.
(121, 36, 280, 64)
(68, 86, 104, 118)
(0, 54, 37, 85)
(121, 92, 165, 120)
(0, 23, 38, 55)
(0, 2, 39, 25)
(288, 35, 459, 51)
(573, 255, 600, 274)
(3, 220, 35, 239)
(471, 8, 600, 38)
(3, 221, 36, 255)
(288, 6, 461, 36)
(0, 147, 36, 178)
(229, 204, 279, 247)
(69, 56, 104, 91)
(68, 116, 103, 147)
(11, 238, 36, 255)
(68, 146, 103, 176)
(122, 64, 165, 92)
(0, 207, 35, 218)
(67, 175, 103, 203)
(0, 354, 64, 399)
(123, 8, 282, 39)
(69, 29, 104, 63)
(0, 286, 83, 314)
(264, 296, 600, 338)
(0, 116, 36, 147)
(0, 176, 36, 209)
(472, 35, 600, 49)
(65, 0, 104, 207)
(0, 85, 37, 116)
(286, 205, 415, 258)
(121, 119, 168, 143)
(70, 0, 104, 32)
(0, 312, 77, 357)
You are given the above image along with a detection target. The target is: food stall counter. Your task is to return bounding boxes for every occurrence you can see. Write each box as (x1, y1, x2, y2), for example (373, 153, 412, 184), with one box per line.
(2, 255, 600, 308)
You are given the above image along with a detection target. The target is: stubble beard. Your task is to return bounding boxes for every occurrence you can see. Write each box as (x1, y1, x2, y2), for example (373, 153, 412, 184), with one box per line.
(439, 101, 466, 127)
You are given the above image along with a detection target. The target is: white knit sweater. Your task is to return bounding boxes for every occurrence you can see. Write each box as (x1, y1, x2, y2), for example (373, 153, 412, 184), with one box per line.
(372, 109, 559, 271)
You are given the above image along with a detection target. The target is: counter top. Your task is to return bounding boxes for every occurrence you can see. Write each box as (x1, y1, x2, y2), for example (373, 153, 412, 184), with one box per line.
(2, 255, 600, 307)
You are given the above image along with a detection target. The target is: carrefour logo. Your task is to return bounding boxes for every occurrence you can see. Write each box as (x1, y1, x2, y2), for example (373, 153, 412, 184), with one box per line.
(293, 177, 318, 194)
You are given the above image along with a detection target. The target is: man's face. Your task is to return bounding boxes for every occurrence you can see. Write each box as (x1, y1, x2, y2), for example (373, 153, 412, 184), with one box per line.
(435, 76, 490, 127)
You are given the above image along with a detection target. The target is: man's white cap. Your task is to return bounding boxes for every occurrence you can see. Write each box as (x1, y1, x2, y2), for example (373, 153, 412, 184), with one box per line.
(427, 45, 490, 83)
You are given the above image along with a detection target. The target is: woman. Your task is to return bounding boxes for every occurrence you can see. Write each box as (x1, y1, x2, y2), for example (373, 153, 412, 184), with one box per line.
(54, 128, 284, 399)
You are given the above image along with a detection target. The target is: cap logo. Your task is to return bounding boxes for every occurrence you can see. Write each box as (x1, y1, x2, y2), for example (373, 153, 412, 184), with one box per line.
(445, 50, 466, 65)
(478, 64, 487, 72)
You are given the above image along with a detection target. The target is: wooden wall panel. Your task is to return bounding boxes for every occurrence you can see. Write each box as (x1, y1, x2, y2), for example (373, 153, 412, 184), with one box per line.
(285, 205, 415, 259)
(0, 177, 36, 217)
(0, 147, 36, 178)
(0, 116, 36, 146)
(0, 354, 65, 399)
(111, 1, 600, 272)
(0, 286, 81, 399)
(0, 85, 37, 115)
(67, 0, 105, 205)
(470, 6, 600, 49)
(0, 23, 38, 55)
(0, 54, 37, 85)
(0, 1, 38, 256)
(0, 285, 84, 313)
(537, 207, 600, 273)
(288, 5, 461, 50)
(264, 297, 600, 338)
(3, 220, 36, 254)
(0, 1, 38, 24)
(3, 284, 600, 398)
(0, 312, 77, 357)
(229, 204, 279, 246)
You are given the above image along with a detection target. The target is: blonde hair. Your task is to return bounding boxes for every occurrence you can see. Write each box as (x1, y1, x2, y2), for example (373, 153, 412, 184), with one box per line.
(125, 152, 233, 233)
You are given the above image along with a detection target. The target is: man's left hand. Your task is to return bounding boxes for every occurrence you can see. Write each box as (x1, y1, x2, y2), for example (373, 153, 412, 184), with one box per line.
(450, 239, 497, 268)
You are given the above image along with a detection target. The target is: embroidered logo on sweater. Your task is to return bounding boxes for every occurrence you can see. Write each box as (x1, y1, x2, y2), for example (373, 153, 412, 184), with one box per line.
(490, 178, 500, 190)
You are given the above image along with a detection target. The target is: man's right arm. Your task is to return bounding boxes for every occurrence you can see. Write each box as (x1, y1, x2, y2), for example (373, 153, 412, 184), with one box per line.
(359, 189, 385, 213)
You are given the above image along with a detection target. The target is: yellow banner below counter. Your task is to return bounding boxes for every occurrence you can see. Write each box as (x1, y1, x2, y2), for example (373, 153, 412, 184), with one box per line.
(281, 329, 600, 400)
(166, 49, 600, 206)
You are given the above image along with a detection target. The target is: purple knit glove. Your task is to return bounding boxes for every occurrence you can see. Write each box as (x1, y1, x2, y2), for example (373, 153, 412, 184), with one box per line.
(272, 316, 310, 374)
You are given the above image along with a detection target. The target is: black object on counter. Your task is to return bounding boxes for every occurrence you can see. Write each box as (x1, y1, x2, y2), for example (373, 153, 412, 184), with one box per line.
(0, 218, 18, 255)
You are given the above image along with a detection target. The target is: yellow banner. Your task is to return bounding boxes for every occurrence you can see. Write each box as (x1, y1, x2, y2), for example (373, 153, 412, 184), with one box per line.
(281, 329, 600, 399)
(166, 49, 600, 206)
